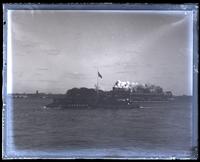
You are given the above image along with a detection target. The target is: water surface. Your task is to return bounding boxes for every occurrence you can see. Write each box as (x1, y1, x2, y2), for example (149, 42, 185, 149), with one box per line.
(9, 97, 193, 158)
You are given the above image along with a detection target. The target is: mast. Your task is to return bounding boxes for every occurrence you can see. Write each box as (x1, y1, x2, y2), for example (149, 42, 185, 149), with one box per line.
(96, 67, 102, 103)
(96, 68, 99, 104)
(96, 68, 99, 97)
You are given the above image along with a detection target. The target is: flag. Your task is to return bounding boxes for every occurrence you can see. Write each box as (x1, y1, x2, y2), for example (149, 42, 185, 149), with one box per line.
(98, 71, 102, 79)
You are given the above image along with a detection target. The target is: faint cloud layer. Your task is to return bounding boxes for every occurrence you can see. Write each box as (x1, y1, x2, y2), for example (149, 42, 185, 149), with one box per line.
(10, 11, 193, 95)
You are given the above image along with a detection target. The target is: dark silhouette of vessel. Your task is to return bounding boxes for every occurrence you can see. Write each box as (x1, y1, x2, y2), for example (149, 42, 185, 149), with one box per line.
(46, 87, 140, 109)
(45, 81, 173, 109)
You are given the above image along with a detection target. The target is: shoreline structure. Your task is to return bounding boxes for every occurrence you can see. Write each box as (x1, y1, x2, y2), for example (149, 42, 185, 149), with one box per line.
(9, 80, 192, 109)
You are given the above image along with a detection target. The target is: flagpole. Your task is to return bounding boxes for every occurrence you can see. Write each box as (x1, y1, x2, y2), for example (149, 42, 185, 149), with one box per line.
(96, 68, 99, 104)
(97, 68, 99, 95)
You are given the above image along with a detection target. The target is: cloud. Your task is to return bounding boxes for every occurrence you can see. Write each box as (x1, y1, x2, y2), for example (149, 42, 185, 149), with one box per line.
(116, 70, 137, 74)
(37, 67, 48, 71)
(37, 79, 58, 83)
(10, 11, 192, 95)
(63, 72, 94, 79)
(46, 49, 60, 55)
(12, 17, 62, 57)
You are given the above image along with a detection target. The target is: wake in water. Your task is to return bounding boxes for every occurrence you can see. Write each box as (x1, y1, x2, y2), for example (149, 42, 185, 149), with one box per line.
(139, 106, 153, 109)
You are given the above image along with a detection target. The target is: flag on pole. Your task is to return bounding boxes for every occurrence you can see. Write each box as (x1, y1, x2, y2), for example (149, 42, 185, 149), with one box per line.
(98, 71, 102, 79)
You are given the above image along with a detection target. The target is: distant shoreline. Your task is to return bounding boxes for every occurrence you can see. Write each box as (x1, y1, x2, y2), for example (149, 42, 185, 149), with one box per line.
(7, 93, 192, 98)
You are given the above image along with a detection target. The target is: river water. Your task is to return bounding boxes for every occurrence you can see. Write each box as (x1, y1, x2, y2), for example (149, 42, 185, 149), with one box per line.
(5, 97, 194, 158)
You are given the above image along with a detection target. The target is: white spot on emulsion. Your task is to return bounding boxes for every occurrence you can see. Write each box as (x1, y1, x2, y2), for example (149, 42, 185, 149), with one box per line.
(194, 66, 198, 73)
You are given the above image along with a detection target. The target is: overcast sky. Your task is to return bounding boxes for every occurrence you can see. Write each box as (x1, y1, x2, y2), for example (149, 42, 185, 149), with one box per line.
(7, 10, 193, 95)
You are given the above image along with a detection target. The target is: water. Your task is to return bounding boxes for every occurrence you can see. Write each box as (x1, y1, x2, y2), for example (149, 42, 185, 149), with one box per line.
(8, 97, 194, 158)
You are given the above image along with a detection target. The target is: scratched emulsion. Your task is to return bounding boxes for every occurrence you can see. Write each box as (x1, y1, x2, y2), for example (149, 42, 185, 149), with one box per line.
(11, 97, 193, 158)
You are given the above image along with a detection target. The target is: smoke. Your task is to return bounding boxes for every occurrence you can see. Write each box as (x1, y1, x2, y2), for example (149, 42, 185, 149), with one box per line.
(114, 80, 141, 89)
(114, 80, 162, 93)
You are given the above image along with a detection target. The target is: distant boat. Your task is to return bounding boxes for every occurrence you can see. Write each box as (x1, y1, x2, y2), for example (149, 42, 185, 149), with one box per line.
(45, 81, 174, 109)
(45, 88, 140, 109)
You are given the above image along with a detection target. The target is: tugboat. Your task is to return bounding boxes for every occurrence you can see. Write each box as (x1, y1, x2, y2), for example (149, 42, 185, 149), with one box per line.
(45, 75, 173, 109)
(46, 87, 140, 109)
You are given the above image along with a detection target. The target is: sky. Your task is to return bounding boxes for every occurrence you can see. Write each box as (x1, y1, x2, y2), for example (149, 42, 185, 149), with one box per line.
(7, 10, 193, 95)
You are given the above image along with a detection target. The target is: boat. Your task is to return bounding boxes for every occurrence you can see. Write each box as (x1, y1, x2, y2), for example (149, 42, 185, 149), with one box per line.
(46, 95, 140, 109)
(45, 80, 173, 109)
(45, 87, 140, 109)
